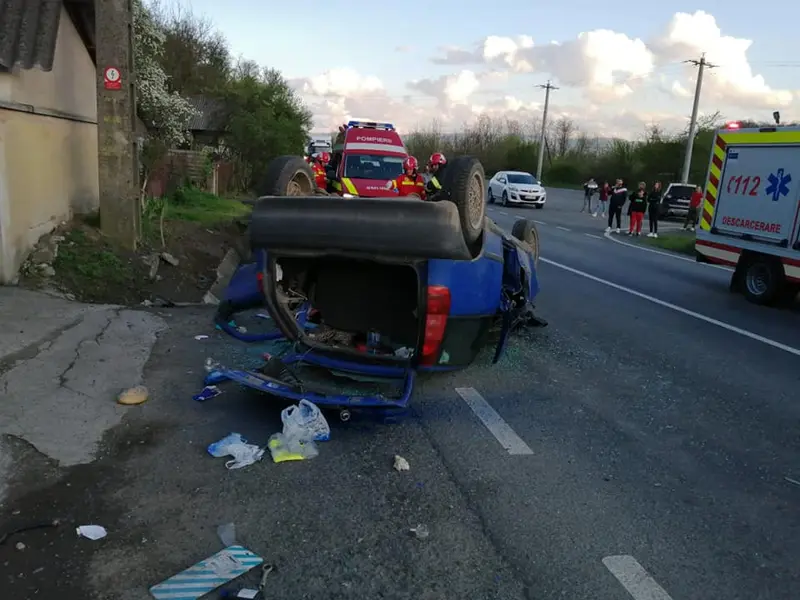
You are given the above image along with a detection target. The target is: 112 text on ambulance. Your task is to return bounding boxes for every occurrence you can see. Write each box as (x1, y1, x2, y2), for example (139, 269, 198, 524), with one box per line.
(726, 174, 761, 196)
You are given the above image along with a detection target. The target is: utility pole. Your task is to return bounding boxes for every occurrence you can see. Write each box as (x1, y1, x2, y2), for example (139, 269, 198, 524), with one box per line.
(680, 54, 717, 183)
(95, 0, 140, 249)
(535, 81, 558, 181)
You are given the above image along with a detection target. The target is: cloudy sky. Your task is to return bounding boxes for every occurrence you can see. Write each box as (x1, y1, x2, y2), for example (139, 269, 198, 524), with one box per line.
(188, 0, 799, 138)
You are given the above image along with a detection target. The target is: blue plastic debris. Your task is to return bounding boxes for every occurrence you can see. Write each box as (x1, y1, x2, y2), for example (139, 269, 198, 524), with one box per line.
(192, 385, 222, 402)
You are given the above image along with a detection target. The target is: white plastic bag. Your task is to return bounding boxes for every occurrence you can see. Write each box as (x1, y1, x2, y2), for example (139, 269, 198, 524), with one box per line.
(281, 399, 330, 442)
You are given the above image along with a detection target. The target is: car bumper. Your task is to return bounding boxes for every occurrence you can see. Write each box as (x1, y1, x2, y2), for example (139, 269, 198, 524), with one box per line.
(664, 205, 689, 216)
(509, 195, 546, 205)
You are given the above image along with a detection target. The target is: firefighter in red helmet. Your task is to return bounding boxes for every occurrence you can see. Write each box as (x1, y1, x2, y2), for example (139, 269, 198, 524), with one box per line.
(394, 156, 426, 199)
(425, 152, 447, 199)
(311, 151, 330, 190)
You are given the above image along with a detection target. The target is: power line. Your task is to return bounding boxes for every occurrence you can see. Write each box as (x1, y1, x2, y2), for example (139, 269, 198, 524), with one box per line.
(535, 81, 558, 180)
(680, 54, 717, 184)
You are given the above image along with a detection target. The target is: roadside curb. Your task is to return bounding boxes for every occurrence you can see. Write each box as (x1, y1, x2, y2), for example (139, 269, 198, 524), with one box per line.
(601, 230, 732, 271)
(203, 248, 240, 305)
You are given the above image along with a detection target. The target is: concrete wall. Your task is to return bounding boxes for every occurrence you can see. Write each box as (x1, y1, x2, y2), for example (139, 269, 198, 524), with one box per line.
(0, 6, 98, 283)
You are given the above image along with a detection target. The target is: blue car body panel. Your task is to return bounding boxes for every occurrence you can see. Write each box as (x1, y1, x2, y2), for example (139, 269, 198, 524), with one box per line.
(209, 218, 540, 411)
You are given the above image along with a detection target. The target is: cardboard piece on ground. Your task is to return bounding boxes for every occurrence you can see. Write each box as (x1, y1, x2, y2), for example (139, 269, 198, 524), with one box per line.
(149, 545, 263, 600)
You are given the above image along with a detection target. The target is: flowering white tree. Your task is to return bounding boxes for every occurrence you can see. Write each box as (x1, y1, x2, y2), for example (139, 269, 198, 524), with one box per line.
(133, 0, 196, 148)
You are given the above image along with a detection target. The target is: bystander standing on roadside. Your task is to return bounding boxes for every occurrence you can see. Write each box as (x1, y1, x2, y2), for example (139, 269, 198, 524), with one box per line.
(628, 187, 647, 236)
(582, 178, 598, 213)
(647, 181, 662, 238)
(593, 180, 610, 217)
(684, 185, 702, 232)
(626, 182, 646, 232)
(605, 179, 627, 233)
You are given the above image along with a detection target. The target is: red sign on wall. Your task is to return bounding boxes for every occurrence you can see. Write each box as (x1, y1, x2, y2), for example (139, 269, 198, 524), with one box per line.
(104, 66, 122, 90)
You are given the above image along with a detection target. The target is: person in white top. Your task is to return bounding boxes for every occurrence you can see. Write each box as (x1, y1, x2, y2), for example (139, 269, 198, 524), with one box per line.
(582, 178, 598, 213)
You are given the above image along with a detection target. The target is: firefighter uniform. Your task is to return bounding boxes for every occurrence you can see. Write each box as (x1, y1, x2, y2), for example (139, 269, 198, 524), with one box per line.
(395, 173, 426, 199)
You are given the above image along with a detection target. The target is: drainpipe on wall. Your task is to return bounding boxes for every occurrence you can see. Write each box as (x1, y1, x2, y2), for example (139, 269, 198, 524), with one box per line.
(0, 119, 13, 283)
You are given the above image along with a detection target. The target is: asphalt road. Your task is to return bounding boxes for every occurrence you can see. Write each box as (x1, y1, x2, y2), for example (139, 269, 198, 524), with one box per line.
(3, 188, 799, 600)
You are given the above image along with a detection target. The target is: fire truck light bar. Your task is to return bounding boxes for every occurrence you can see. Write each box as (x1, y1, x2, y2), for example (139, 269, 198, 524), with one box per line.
(347, 120, 395, 131)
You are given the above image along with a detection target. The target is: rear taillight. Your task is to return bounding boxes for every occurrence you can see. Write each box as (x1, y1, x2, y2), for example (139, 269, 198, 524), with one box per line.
(421, 285, 450, 366)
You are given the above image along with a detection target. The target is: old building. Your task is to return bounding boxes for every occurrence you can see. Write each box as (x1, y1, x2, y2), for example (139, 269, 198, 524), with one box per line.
(0, 0, 97, 282)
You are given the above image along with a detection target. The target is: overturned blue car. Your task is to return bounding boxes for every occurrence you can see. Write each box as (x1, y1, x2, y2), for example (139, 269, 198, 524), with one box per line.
(210, 151, 546, 420)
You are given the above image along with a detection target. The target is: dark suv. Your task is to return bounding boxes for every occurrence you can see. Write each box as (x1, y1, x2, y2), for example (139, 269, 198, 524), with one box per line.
(659, 183, 696, 218)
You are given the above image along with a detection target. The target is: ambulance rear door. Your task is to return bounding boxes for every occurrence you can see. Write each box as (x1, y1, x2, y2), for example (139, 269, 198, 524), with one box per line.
(712, 141, 800, 247)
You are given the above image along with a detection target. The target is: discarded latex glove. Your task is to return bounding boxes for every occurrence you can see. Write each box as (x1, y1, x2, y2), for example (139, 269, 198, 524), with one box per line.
(393, 455, 410, 472)
(208, 433, 264, 470)
(268, 433, 318, 463)
(77, 525, 107, 540)
(223, 444, 264, 470)
(117, 385, 148, 406)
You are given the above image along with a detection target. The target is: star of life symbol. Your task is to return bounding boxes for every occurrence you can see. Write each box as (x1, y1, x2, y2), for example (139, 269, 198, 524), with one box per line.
(765, 168, 791, 201)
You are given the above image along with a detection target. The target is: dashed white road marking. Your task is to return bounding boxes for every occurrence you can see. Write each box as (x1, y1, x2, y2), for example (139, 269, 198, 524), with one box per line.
(585, 233, 604, 240)
(498, 210, 509, 215)
(533, 220, 546, 225)
(603, 230, 731, 271)
(556, 226, 571, 232)
(540, 257, 800, 358)
(455, 387, 533, 455)
(602, 555, 674, 600)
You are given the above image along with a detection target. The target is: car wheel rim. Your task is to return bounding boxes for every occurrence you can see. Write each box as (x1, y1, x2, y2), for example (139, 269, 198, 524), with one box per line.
(287, 172, 313, 196)
(745, 265, 770, 296)
(467, 172, 484, 229)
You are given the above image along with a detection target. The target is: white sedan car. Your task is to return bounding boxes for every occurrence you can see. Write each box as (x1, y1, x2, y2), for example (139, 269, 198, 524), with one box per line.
(487, 171, 546, 208)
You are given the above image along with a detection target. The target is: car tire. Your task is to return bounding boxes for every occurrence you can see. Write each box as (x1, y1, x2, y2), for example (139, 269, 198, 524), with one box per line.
(441, 156, 486, 245)
(501, 191, 508, 207)
(488, 188, 495, 204)
(257, 155, 315, 197)
(741, 255, 785, 306)
(511, 218, 540, 266)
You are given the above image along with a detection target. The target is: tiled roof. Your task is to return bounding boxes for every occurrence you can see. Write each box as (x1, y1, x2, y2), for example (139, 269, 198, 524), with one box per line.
(186, 96, 229, 133)
(0, 0, 94, 71)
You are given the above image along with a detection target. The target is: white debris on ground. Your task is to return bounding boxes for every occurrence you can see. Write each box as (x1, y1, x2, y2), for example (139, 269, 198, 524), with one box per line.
(393, 455, 410, 472)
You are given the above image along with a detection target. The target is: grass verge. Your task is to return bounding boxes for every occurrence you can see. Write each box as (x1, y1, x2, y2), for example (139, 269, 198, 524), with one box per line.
(641, 231, 696, 255)
(166, 187, 251, 225)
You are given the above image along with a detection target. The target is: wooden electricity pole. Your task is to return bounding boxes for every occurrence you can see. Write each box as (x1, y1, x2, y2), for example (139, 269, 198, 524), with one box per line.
(680, 54, 717, 183)
(95, 0, 140, 249)
(535, 81, 558, 181)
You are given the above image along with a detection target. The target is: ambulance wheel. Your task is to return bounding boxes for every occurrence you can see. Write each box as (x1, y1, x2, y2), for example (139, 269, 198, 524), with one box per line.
(257, 156, 315, 197)
(741, 255, 784, 306)
(442, 156, 486, 245)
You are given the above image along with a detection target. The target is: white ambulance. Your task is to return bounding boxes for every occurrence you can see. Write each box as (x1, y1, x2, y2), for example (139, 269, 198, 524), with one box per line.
(695, 124, 800, 305)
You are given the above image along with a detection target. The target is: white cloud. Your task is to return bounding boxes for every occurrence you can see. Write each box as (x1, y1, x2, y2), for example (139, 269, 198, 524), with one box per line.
(288, 11, 795, 140)
(290, 68, 383, 97)
(428, 11, 794, 110)
(408, 70, 481, 105)
(652, 11, 794, 109)
(432, 31, 654, 101)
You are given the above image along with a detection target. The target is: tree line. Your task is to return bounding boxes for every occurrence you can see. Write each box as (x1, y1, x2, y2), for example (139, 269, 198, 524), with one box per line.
(405, 113, 782, 188)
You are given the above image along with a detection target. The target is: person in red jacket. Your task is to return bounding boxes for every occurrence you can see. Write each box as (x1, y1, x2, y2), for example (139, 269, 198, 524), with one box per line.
(311, 152, 330, 190)
(395, 156, 426, 199)
(684, 185, 702, 231)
